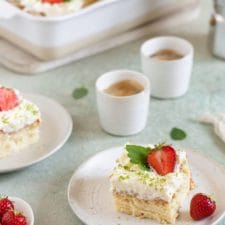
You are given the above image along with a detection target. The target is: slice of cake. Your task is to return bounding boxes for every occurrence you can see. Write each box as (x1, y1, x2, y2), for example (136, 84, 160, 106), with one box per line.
(0, 86, 41, 159)
(110, 143, 192, 224)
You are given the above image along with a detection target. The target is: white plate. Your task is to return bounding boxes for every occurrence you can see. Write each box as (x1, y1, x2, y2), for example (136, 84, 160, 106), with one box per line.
(68, 146, 225, 225)
(10, 197, 34, 225)
(0, 93, 73, 173)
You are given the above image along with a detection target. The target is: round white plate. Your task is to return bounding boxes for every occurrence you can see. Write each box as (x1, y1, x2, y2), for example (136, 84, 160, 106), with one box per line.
(10, 197, 34, 225)
(68, 146, 225, 225)
(0, 93, 73, 173)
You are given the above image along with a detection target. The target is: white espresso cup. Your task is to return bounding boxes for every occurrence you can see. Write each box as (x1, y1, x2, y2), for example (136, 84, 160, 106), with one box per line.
(141, 36, 194, 99)
(96, 70, 150, 136)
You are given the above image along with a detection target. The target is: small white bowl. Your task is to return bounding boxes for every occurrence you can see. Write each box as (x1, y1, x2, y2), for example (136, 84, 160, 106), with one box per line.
(10, 197, 34, 225)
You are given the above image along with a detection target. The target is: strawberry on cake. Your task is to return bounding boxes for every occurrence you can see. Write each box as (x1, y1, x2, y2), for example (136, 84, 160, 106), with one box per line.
(110, 143, 192, 224)
(0, 86, 41, 159)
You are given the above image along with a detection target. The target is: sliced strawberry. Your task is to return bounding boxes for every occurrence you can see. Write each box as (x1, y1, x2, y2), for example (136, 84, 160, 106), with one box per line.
(0, 197, 14, 217)
(190, 193, 216, 220)
(2, 210, 27, 225)
(1, 210, 14, 225)
(13, 213, 27, 225)
(0, 87, 19, 111)
(147, 145, 176, 176)
(42, 0, 63, 3)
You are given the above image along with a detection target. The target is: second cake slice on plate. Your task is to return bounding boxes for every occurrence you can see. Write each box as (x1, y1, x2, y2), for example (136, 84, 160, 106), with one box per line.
(0, 86, 41, 159)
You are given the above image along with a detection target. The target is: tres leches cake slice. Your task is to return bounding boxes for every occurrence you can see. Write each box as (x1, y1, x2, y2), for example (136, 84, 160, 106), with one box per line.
(110, 144, 192, 224)
(0, 86, 41, 159)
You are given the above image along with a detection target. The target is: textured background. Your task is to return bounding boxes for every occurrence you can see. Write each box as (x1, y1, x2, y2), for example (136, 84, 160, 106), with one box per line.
(1, 0, 225, 224)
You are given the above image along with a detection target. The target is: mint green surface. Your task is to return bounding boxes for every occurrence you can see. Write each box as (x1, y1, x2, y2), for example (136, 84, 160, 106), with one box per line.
(1, 0, 225, 224)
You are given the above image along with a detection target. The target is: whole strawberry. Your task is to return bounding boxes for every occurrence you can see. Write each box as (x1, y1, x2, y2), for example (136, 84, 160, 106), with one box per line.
(190, 193, 216, 220)
(2, 210, 27, 225)
(0, 197, 14, 217)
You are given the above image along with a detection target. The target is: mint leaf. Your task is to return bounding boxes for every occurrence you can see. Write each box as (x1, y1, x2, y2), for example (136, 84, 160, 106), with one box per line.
(72, 87, 88, 100)
(125, 145, 151, 170)
(170, 127, 187, 140)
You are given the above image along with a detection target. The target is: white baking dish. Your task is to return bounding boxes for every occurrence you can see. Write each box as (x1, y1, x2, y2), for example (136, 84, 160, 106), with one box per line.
(0, 0, 195, 60)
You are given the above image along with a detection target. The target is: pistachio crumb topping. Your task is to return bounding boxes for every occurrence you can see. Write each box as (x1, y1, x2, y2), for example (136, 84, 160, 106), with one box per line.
(2, 117, 9, 124)
(118, 175, 130, 181)
(113, 154, 171, 190)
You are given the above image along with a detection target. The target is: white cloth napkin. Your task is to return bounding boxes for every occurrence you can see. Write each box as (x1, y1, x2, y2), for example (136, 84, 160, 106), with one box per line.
(199, 113, 225, 143)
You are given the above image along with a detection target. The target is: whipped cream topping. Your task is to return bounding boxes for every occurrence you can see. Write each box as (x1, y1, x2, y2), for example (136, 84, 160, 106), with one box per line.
(110, 146, 189, 202)
(0, 89, 41, 133)
(11, 0, 90, 16)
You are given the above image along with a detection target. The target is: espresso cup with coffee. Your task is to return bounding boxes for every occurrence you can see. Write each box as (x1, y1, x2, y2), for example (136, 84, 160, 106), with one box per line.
(141, 36, 194, 99)
(96, 70, 150, 136)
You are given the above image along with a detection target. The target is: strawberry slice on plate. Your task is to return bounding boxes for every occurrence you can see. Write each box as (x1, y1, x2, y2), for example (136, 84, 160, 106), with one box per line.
(190, 193, 216, 220)
(0, 87, 19, 111)
(147, 144, 176, 175)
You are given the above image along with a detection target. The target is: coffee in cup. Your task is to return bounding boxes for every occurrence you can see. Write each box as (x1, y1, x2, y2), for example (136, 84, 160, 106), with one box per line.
(104, 79, 144, 97)
(96, 70, 150, 136)
(150, 49, 183, 61)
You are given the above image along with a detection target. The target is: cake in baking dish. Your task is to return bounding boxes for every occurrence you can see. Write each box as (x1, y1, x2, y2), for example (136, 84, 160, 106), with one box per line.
(110, 143, 192, 224)
(0, 86, 41, 159)
(8, 0, 98, 17)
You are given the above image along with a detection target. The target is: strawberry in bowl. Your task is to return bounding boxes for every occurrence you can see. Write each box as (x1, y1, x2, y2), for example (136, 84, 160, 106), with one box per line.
(0, 196, 34, 225)
(2, 211, 27, 225)
(0, 197, 14, 217)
